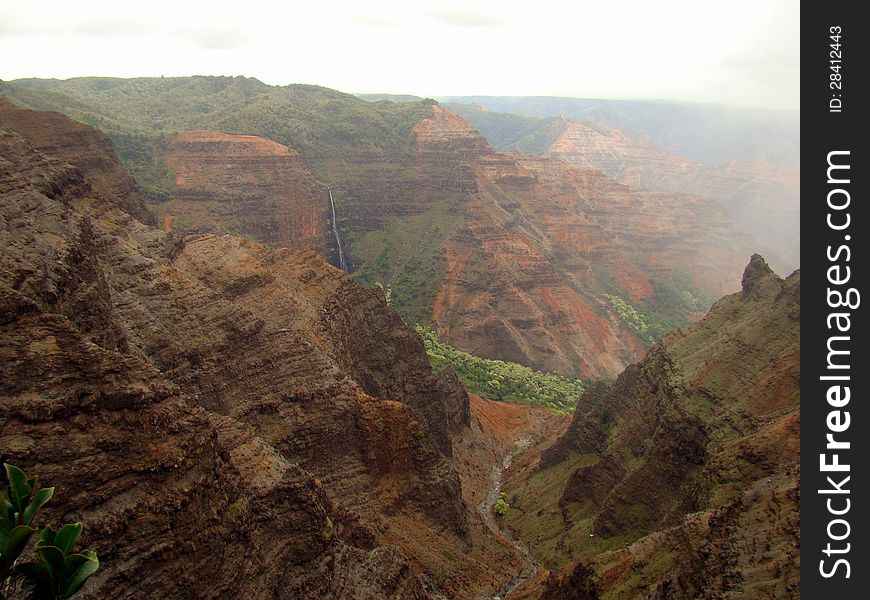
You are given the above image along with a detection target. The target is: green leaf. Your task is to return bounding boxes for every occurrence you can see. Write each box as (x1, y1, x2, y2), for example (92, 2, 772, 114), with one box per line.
(60, 550, 100, 598)
(4, 464, 32, 514)
(53, 523, 83, 555)
(0, 496, 15, 532)
(37, 524, 57, 548)
(37, 544, 65, 588)
(2, 524, 37, 564)
(23, 487, 54, 526)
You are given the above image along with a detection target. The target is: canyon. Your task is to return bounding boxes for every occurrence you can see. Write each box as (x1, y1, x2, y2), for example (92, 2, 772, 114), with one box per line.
(0, 99, 543, 599)
(0, 85, 800, 599)
(1, 77, 759, 379)
(375, 106, 749, 379)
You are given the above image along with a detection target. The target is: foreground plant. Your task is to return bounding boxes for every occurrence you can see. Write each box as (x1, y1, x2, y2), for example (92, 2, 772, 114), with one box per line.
(1, 465, 55, 589)
(0, 464, 99, 600)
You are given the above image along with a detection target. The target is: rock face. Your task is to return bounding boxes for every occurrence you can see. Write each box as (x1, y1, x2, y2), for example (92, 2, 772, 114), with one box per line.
(542, 119, 800, 273)
(342, 106, 750, 379)
(518, 256, 799, 598)
(0, 104, 521, 599)
(157, 130, 329, 253)
(0, 98, 151, 223)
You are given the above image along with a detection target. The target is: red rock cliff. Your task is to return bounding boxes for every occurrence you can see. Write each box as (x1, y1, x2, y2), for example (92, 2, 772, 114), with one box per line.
(158, 130, 328, 253)
(409, 107, 750, 379)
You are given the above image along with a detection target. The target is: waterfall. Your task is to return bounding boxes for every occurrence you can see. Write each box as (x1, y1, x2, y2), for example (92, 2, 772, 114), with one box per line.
(328, 187, 348, 272)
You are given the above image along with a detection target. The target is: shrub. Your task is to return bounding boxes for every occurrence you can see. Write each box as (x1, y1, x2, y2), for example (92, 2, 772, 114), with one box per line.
(415, 325, 584, 412)
(493, 492, 510, 516)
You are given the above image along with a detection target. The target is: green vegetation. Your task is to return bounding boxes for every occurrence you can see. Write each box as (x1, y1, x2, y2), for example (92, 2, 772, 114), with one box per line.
(1, 464, 99, 600)
(18, 524, 100, 600)
(110, 133, 177, 197)
(603, 294, 674, 344)
(352, 203, 460, 324)
(443, 103, 554, 152)
(1, 76, 435, 179)
(493, 492, 510, 516)
(649, 276, 709, 316)
(1, 464, 53, 591)
(415, 325, 583, 412)
(589, 263, 710, 346)
(447, 102, 621, 156)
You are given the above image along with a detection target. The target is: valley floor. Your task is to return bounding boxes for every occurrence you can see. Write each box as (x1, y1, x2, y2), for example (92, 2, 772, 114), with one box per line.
(451, 395, 567, 599)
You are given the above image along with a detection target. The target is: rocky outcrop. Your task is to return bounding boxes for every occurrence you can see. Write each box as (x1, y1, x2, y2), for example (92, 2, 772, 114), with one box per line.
(543, 119, 800, 273)
(0, 104, 527, 599)
(157, 130, 328, 253)
(0, 97, 151, 223)
(511, 255, 799, 597)
(741, 252, 779, 295)
(540, 561, 600, 600)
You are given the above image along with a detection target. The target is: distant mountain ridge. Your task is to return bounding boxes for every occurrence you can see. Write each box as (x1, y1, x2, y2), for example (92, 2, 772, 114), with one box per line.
(448, 102, 800, 273)
(442, 95, 799, 166)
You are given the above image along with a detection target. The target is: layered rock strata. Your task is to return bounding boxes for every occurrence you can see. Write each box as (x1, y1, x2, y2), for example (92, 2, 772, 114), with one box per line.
(0, 103, 518, 599)
(511, 255, 799, 597)
(157, 130, 328, 253)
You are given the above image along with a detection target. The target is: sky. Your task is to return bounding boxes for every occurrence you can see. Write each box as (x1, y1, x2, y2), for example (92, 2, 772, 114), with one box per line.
(0, 0, 799, 111)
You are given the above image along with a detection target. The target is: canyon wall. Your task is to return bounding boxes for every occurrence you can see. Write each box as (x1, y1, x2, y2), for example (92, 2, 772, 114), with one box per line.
(507, 255, 799, 598)
(0, 101, 519, 599)
(156, 130, 329, 254)
(1, 83, 758, 380)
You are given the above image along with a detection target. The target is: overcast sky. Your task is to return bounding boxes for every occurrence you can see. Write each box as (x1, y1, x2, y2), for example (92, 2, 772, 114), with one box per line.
(0, 0, 799, 111)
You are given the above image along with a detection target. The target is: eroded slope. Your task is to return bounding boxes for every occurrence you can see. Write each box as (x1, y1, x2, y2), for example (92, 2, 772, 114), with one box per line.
(503, 255, 799, 598)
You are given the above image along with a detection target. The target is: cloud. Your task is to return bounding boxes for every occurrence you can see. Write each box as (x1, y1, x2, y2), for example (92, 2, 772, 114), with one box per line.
(344, 14, 401, 28)
(707, 0, 799, 104)
(0, 0, 799, 110)
(0, 2, 254, 49)
(424, 9, 507, 28)
(178, 26, 254, 50)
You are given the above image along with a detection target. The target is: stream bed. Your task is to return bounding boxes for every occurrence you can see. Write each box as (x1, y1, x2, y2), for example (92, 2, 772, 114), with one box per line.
(477, 437, 541, 599)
